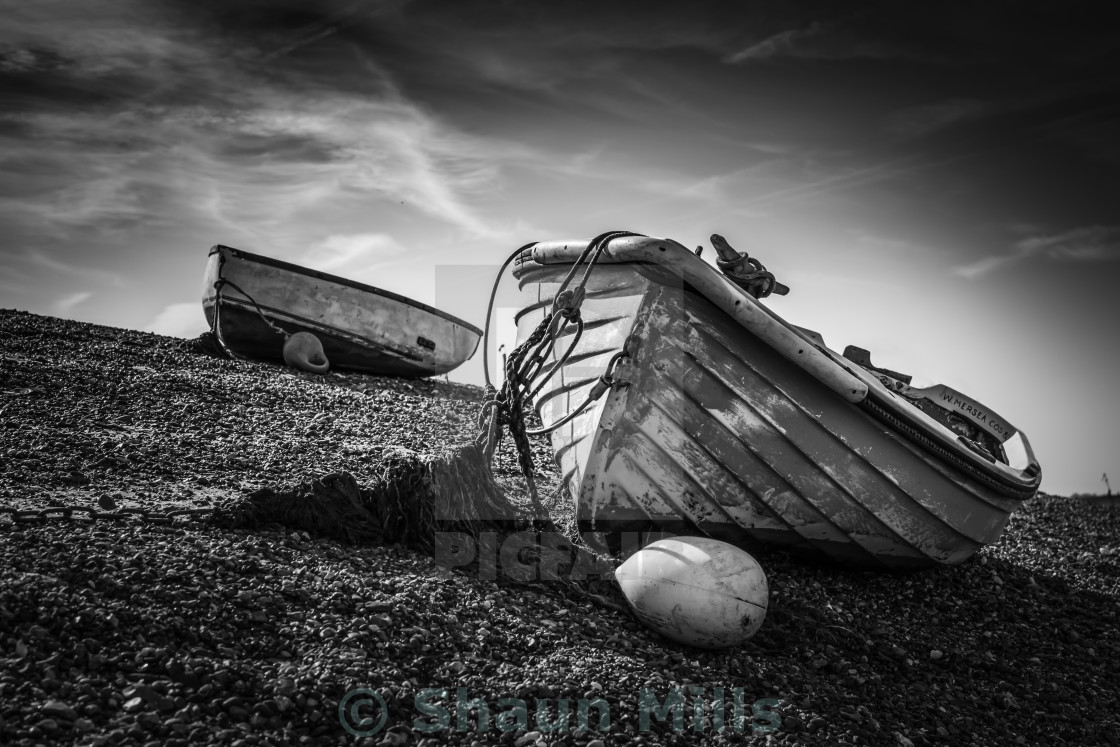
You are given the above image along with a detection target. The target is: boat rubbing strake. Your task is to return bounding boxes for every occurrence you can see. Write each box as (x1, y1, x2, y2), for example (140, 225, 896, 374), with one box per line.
(510, 233, 1041, 569)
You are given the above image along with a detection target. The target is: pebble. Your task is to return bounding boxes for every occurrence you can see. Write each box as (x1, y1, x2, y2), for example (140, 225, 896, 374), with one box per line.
(122, 697, 146, 714)
(41, 700, 78, 721)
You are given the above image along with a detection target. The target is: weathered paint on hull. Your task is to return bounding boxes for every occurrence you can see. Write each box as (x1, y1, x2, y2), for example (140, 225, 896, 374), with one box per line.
(202, 245, 481, 377)
(514, 238, 1038, 570)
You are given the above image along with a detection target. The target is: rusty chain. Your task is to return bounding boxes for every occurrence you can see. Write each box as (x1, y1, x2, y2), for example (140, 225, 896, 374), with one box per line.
(0, 505, 214, 527)
(476, 231, 643, 515)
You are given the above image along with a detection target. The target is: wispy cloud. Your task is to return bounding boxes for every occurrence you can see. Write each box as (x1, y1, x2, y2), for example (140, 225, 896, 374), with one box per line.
(299, 233, 406, 273)
(733, 152, 926, 209)
(22, 249, 125, 287)
(954, 226, 1120, 279)
(638, 162, 787, 206)
(723, 23, 823, 63)
(0, 47, 529, 271)
(886, 99, 988, 138)
(53, 291, 92, 316)
(721, 16, 927, 65)
(255, 0, 412, 63)
(175, 92, 514, 238)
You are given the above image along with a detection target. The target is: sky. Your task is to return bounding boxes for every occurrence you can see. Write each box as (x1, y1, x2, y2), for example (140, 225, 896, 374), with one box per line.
(1, 0, 1118, 496)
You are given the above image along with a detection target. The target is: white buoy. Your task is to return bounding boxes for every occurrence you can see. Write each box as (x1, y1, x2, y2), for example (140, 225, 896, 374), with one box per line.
(615, 536, 768, 649)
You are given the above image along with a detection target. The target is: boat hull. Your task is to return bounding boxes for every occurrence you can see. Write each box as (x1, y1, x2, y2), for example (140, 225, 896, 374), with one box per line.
(513, 237, 1040, 569)
(202, 245, 481, 377)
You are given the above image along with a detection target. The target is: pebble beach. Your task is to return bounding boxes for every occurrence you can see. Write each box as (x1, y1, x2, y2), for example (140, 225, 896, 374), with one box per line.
(1, 308, 1118, 747)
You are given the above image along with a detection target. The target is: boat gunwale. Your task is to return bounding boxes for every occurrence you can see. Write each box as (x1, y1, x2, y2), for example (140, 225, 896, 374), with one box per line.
(208, 244, 484, 336)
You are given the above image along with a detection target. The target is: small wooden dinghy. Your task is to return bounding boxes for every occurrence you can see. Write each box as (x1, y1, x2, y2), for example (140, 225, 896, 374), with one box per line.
(510, 232, 1041, 569)
(202, 245, 481, 377)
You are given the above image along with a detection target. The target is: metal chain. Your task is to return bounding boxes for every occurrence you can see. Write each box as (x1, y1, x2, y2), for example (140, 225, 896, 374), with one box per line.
(473, 231, 644, 519)
(0, 505, 214, 526)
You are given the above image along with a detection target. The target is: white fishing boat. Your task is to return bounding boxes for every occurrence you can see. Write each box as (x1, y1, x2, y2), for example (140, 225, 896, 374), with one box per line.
(510, 232, 1041, 569)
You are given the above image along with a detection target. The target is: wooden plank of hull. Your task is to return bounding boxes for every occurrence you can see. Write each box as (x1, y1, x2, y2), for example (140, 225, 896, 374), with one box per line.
(682, 301, 1011, 539)
(515, 255, 1017, 569)
(202, 246, 480, 377)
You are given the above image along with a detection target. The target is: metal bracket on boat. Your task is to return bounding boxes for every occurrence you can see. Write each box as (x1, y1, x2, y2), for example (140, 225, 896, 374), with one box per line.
(604, 349, 635, 387)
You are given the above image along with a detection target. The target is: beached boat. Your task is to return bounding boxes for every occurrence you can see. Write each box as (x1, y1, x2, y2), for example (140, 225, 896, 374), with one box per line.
(202, 245, 481, 377)
(511, 233, 1042, 569)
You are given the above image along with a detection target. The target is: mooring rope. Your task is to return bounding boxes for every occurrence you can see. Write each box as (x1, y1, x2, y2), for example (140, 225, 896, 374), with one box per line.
(475, 231, 644, 515)
(208, 252, 293, 360)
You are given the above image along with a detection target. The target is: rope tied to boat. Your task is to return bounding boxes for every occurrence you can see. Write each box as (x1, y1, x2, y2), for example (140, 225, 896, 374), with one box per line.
(208, 252, 294, 359)
(476, 231, 644, 512)
(524, 349, 632, 437)
(710, 233, 789, 299)
(213, 278, 290, 338)
(474, 313, 555, 516)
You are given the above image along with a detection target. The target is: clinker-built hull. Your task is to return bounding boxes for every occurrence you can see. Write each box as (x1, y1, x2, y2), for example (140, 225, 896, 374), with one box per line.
(512, 235, 1040, 569)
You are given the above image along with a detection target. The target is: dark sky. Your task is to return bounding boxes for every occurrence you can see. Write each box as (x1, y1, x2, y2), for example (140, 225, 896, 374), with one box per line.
(1, 0, 1118, 495)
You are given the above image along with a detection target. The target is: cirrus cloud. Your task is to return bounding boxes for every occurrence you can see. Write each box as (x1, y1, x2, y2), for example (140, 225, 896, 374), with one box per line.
(954, 225, 1120, 279)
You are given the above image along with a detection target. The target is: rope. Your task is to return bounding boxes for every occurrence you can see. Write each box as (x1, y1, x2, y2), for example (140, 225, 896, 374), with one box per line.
(210, 279, 239, 360)
(213, 278, 290, 339)
(710, 233, 787, 298)
(714, 255, 780, 298)
(526, 316, 583, 404)
(551, 230, 643, 316)
(481, 241, 539, 390)
(524, 380, 603, 437)
(208, 252, 291, 359)
(475, 312, 557, 516)
(525, 349, 632, 437)
(474, 231, 643, 517)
